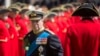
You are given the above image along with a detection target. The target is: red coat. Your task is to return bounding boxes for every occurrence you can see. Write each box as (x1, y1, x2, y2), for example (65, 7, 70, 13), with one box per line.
(6, 18, 19, 56)
(9, 15, 28, 56)
(17, 15, 31, 32)
(14, 15, 29, 38)
(0, 20, 10, 56)
(67, 16, 81, 26)
(16, 16, 28, 56)
(44, 20, 59, 35)
(66, 20, 100, 56)
(55, 16, 68, 49)
(45, 20, 66, 55)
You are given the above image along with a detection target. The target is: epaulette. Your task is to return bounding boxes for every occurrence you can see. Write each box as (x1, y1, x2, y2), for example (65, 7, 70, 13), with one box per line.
(45, 29, 55, 35)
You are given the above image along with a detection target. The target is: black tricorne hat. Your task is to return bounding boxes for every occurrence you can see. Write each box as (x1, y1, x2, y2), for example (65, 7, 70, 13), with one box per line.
(19, 9, 29, 14)
(46, 12, 56, 18)
(50, 8, 60, 13)
(72, 3, 99, 17)
(9, 7, 19, 12)
(0, 8, 10, 14)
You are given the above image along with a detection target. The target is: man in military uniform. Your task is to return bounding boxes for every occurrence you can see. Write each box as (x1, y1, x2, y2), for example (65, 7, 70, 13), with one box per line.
(24, 11, 63, 56)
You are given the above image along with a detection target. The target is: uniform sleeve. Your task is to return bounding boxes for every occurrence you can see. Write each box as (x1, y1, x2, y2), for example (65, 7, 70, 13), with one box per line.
(0, 21, 10, 40)
(47, 35, 63, 56)
(24, 35, 30, 51)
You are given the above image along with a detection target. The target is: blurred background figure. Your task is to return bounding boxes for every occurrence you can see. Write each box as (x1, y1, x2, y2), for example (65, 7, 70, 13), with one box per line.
(65, 3, 100, 56)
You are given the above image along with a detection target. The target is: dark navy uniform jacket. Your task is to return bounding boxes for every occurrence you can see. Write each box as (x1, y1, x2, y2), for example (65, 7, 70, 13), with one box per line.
(24, 30, 63, 56)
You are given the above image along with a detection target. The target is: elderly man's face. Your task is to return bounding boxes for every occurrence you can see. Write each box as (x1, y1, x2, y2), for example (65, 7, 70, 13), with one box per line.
(31, 19, 44, 31)
(0, 13, 8, 20)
